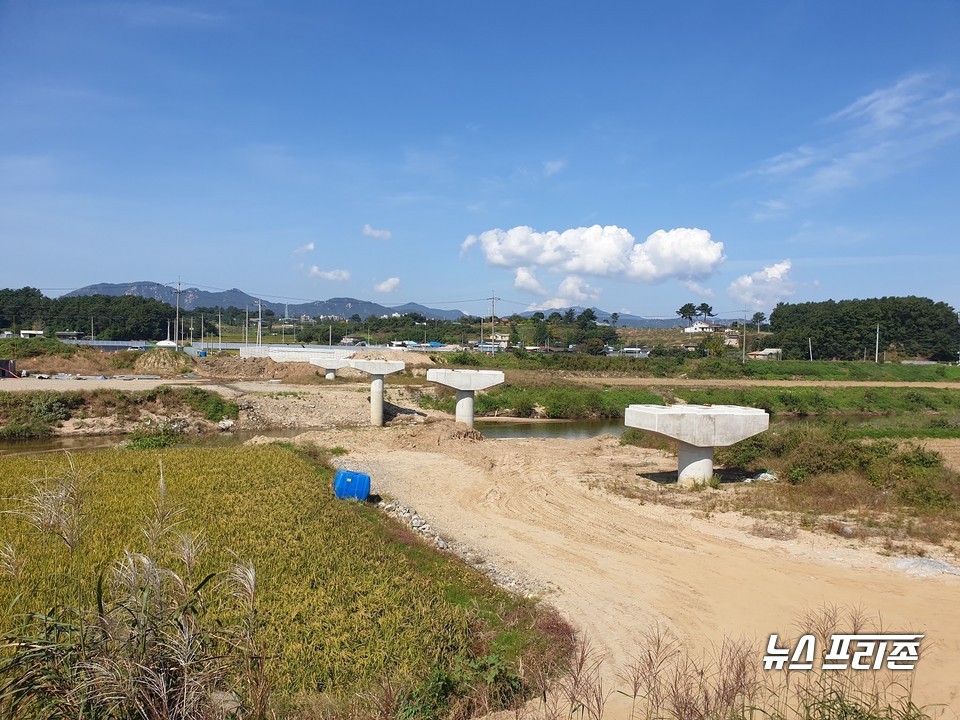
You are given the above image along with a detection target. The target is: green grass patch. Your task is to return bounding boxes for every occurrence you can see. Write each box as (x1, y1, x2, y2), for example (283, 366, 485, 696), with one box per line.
(0, 337, 78, 359)
(432, 351, 960, 382)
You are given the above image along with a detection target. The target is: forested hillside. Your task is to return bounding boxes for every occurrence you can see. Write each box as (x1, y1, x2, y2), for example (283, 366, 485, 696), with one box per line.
(770, 296, 960, 361)
(0, 287, 175, 340)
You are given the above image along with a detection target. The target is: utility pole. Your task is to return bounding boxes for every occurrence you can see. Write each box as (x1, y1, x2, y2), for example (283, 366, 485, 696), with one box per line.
(328, 324, 332, 347)
(173, 279, 181, 349)
(741, 310, 746, 363)
(483, 292, 500, 349)
(218, 310, 222, 350)
(244, 307, 249, 345)
(256, 300, 262, 346)
(875, 323, 880, 363)
(189, 317, 194, 346)
(90, 315, 94, 342)
(808, 337, 813, 361)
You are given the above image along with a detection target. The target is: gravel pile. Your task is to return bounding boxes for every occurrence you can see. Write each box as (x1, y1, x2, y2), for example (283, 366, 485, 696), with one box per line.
(892, 556, 960, 577)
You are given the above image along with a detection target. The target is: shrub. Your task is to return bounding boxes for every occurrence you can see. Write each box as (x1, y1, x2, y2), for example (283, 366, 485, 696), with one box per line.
(126, 421, 184, 449)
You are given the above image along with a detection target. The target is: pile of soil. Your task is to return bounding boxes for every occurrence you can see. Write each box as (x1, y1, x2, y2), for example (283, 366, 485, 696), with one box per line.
(196, 355, 295, 380)
(133, 349, 194, 375)
(351, 349, 436, 368)
(17, 349, 115, 376)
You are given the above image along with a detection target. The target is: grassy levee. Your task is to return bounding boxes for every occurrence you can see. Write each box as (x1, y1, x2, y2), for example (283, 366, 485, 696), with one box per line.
(671, 386, 960, 416)
(423, 382, 960, 426)
(433, 351, 960, 382)
(0, 446, 568, 714)
(422, 385, 665, 419)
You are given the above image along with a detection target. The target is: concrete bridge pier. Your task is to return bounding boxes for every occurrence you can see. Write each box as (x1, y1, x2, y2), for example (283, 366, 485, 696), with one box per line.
(624, 404, 769, 484)
(426, 369, 505, 428)
(349, 360, 406, 426)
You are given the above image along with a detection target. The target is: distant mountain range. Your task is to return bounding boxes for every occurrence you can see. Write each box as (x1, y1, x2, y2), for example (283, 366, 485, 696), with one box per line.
(64, 282, 685, 328)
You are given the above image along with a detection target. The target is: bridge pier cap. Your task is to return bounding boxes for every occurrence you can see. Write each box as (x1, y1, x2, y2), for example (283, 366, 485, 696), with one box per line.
(624, 404, 769, 484)
(309, 357, 351, 380)
(426, 369, 505, 428)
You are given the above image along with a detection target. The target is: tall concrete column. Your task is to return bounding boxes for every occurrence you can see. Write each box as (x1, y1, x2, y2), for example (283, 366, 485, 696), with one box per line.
(349, 360, 405, 426)
(455, 389, 474, 426)
(426, 369, 505, 429)
(370, 374, 385, 425)
(625, 404, 769, 486)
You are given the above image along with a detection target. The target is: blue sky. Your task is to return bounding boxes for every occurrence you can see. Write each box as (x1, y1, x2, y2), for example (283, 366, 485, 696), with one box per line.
(2, 1, 960, 320)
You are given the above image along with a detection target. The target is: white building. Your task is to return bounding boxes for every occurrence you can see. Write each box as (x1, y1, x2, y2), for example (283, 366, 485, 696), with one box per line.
(683, 320, 723, 334)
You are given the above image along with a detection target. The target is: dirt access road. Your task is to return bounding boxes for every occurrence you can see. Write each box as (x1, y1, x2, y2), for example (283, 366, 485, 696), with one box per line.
(292, 422, 960, 717)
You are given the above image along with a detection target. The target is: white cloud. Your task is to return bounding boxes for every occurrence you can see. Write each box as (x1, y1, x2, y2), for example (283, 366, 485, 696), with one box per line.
(462, 225, 725, 284)
(529, 275, 601, 311)
(375, 277, 400, 293)
(830, 73, 931, 130)
(308, 267, 350, 281)
(727, 260, 795, 310)
(514, 267, 547, 295)
(459, 234, 478, 257)
(683, 280, 714, 297)
(543, 159, 566, 177)
(363, 224, 393, 240)
(749, 73, 960, 214)
(293, 242, 315, 255)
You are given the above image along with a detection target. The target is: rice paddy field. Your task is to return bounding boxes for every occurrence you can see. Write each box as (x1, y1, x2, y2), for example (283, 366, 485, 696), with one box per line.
(0, 445, 565, 715)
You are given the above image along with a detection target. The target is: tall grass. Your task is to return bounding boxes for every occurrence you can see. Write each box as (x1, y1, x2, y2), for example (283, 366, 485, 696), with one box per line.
(524, 606, 931, 720)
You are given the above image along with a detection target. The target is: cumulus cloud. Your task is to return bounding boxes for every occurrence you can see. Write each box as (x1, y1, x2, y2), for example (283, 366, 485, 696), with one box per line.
(727, 260, 795, 310)
(543, 159, 566, 177)
(363, 224, 393, 240)
(462, 225, 725, 283)
(514, 267, 547, 295)
(529, 275, 601, 311)
(375, 277, 400, 293)
(293, 242, 315, 255)
(308, 267, 350, 281)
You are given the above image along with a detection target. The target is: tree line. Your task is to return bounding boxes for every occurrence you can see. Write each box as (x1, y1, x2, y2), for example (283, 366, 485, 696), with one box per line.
(769, 296, 960, 361)
(0, 288, 180, 340)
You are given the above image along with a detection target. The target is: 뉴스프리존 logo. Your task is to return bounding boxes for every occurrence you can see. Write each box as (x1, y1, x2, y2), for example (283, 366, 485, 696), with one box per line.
(763, 633, 923, 671)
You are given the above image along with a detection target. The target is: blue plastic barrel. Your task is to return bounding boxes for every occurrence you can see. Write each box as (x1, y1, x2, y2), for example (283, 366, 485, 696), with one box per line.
(198, 350, 207, 357)
(333, 469, 371, 501)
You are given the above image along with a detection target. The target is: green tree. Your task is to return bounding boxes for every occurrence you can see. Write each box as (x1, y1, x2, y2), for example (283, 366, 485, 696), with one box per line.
(676, 303, 698, 325)
(696, 303, 715, 321)
(752, 312, 766, 332)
